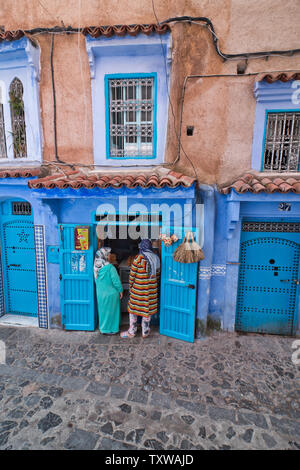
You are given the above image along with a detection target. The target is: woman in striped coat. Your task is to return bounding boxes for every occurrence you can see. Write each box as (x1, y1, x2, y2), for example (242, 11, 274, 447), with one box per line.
(121, 239, 160, 338)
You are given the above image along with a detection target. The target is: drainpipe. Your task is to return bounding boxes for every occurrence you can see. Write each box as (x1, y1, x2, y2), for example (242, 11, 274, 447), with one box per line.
(196, 184, 216, 338)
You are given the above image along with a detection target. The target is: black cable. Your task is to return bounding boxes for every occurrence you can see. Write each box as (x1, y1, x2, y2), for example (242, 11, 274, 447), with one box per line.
(151, 1, 198, 182)
(50, 33, 63, 163)
(159, 16, 300, 60)
(12, 16, 300, 61)
(7, 15, 298, 172)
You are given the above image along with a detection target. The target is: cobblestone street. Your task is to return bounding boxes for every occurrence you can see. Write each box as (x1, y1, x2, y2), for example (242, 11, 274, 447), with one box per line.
(0, 325, 299, 450)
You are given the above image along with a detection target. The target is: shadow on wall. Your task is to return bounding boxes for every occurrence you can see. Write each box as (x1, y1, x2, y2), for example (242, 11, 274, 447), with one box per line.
(196, 315, 222, 338)
(50, 314, 61, 328)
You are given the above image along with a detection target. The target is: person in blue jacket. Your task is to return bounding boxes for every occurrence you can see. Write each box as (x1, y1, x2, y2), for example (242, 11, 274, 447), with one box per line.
(94, 247, 123, 334)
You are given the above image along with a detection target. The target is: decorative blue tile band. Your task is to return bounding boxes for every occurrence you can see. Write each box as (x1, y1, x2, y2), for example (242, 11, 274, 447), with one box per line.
(0, 247, 4, 317)
(199, 264, 227, 280)
(211, 264, 227, 277)
(199, 266, 212, 280)
(34, 225, 48, 329)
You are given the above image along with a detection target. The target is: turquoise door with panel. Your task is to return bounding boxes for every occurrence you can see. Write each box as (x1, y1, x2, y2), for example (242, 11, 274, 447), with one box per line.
(1, 218, 38, 316)
(59, 224, 95, 330)
(236, 221, 300, 335)
(160, 227, 199, 342)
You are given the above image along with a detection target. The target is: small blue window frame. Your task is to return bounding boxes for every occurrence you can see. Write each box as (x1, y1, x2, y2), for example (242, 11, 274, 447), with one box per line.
(261, 108, 300, 171)
(104, 73, 157, 160)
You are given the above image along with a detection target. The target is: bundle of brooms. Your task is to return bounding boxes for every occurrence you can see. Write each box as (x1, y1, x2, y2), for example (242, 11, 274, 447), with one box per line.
(173, 231, 204, 263)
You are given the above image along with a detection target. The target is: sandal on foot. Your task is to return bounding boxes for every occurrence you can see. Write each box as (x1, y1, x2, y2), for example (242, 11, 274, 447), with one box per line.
(120, 331, 135, 339)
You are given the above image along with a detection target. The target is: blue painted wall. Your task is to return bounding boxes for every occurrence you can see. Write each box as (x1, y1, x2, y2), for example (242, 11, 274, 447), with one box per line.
(0, 38, 42, 164)
(252, 80, 300, 171)
(0, 179, 298, 337)
(206, 187, 300, 335)
(85, 33, 171, 166)
(8, 184, 196, 328)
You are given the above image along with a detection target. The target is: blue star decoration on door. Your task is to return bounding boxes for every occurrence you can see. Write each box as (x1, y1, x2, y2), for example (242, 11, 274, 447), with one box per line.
(17, 229, 30, 243)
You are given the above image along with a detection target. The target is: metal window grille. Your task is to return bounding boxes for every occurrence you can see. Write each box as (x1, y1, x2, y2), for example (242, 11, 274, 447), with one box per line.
(242, 222, 300, 233)
(12, 201, 31, 216)
(9, 77, 27, 159)
(108, 77, 154, 158)
(263, 112, 300, 172)
(0, 103, 7, 158)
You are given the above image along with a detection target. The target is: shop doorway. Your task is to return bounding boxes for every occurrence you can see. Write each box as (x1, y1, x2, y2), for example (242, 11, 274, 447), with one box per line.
(95, 217, 161, 327)
(0, 199, 38, 317)
(59, 217, 199, 342)
(95, 218, 199, 342)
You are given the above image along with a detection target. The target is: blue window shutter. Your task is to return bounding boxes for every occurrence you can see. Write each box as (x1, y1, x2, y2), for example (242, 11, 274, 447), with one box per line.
(160, 227, 198, 343)
(59, 224, 95, 331)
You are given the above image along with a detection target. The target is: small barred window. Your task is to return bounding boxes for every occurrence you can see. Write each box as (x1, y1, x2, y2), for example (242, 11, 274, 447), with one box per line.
(0, 87, 7, 159)
(263, 112, 300, 172)
(0, 102, 7, 159)
(108, 77, 154, 158)
(12, 201, 31, 216)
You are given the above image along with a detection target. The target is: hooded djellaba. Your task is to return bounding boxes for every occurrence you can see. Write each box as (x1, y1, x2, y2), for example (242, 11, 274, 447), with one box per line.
(94, 247, 123, 334)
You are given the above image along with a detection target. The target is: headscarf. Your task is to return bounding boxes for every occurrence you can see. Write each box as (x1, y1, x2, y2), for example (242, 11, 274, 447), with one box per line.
(139, 239, 160, 278)
(94, 247, 111, 280)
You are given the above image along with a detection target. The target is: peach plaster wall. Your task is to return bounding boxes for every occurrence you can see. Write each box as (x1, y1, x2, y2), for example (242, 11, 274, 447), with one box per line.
(0, 0, 299, 184)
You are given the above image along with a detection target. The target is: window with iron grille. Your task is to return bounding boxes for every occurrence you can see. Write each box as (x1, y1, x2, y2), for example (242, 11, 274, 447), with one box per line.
(0, 102, 7, 159)
(263, 111, 300, 172)
(12, 201, 31, 216)
(9, 77, 27, 159)
(106, 75, 156, 159)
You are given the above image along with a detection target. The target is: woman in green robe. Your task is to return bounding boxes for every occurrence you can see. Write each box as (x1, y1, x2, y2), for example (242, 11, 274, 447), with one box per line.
(94, 247, 123, 334)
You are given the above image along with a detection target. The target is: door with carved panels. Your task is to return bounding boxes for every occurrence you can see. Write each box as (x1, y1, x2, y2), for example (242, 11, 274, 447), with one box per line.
(236, 221, 300, 336)
(1, 219, 38, 316)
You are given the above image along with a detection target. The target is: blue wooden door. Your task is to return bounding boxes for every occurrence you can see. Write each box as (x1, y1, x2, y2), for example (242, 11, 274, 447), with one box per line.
(236, 224, 300, 335)
(160, 228, 198, 342)
(59, 224, 95, 331)
(2, 219, 38, 316)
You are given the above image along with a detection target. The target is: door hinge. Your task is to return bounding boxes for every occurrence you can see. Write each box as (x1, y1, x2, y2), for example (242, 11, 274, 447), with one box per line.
(59, 274, 62, 281)
(187, 284, 195, 289)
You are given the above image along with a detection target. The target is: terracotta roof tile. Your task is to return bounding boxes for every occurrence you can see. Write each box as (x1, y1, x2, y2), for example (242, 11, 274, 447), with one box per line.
(0, 30, 25, 42)
(0, 24, 170, 42)
(0, 168, 41, 178)
(219, 172, 300, 194)
(256, 71, 300, 83)
(81, 24, 170, 38)
(28, 169, 196, 190)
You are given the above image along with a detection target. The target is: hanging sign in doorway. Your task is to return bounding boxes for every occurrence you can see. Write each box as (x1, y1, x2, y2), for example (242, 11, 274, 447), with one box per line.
(74, 226, 89, 250)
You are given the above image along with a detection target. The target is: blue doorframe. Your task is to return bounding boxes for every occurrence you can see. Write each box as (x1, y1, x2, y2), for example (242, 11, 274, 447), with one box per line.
(59, 224, 96, 331)
(0, 198, 38, 317)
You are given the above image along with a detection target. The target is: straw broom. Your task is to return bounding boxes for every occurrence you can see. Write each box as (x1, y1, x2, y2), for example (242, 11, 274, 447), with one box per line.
(173, 231, 204, 263)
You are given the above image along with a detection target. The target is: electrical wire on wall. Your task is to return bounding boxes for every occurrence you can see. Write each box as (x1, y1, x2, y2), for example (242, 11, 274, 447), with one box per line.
(50, 33, 59, 163)
(77, 0, 88, 151)
(8, 5, 299, 171)
(151, 0, 199, 182)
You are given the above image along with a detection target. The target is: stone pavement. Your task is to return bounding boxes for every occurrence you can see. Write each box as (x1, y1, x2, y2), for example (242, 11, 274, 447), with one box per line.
(0, 325, 299, 450)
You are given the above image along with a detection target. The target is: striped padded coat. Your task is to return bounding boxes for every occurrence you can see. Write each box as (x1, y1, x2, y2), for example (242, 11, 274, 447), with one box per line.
(127, 254, 159, 318)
